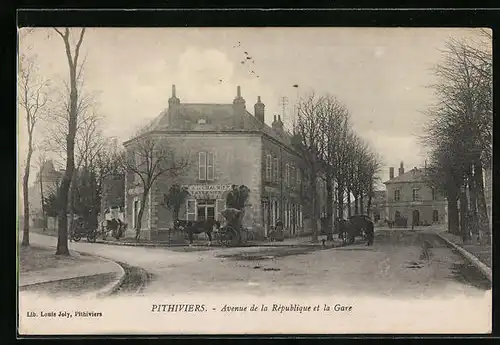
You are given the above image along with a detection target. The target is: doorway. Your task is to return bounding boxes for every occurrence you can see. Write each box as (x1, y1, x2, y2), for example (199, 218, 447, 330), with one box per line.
(197, 199, 215, 221)
(412, 209, 420, 226)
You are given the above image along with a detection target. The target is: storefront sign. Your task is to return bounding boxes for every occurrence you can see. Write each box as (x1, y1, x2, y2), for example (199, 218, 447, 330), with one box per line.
(182, 184, 233, 199)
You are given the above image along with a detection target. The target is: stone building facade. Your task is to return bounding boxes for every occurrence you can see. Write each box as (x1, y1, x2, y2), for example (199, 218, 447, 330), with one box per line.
(123, 85, 318, 241)
(384, 162, 447, 226)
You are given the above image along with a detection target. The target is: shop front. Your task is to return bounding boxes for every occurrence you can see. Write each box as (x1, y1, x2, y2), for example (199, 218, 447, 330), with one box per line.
(182, 184, 232, 222)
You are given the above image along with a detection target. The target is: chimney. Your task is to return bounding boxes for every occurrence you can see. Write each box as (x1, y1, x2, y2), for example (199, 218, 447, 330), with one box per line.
(254, 96, 265, 123)
(398, 161, 404, 176)
(389, 167, 394, 180)
(272, 114, 284, 133)
(168, 84, 180, 126)
(168, 84, 180, 106)
(232, 85, 246, 128)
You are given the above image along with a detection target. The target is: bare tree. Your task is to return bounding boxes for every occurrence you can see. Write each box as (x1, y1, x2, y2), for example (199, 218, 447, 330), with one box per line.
(121, 135, 189, 241)
(18, 54, 49, 246)
(52, 28, 86, 255)
(316, 95, 351, 240)
(292, 93, 324, 243)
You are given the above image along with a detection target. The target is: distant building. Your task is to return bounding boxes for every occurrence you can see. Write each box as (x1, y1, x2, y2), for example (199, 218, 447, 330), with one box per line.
(27, 160, 63, 228)
(383, 162, 446, 226)
(123, 85, 325, 240)
(370, 190, 388, 224)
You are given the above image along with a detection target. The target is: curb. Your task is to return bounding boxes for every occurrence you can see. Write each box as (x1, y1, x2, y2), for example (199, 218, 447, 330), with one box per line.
(93, 256, 127, 298)
(436, 233, 492, 282)
(22, 241, 127, 297)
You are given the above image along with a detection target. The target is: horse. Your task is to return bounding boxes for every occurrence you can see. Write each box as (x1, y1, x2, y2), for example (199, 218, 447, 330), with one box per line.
(174, 219, 221, 245)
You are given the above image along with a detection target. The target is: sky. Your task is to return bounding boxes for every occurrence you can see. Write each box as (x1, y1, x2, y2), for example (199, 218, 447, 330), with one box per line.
(18, 27, 488, 188)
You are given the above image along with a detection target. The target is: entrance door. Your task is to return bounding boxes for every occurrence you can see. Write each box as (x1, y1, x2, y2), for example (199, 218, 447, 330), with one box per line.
(412, 210, 420, 226)
(197, 199, 216, 222)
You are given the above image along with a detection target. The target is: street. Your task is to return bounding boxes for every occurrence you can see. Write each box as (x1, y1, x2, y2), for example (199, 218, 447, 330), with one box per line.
(25, 230, 490, 299)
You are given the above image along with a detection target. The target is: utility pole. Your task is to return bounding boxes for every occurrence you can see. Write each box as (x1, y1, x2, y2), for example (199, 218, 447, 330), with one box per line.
(279, 96, 289, 132)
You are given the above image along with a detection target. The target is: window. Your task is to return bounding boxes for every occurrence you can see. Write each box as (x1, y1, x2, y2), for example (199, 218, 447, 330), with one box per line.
(432, 210, 439, 222)
(198, 152, 215, 181)
(412, 188, 419, 201)
(290, 165, 295, 186)
(394, 190, 400, 201)
(273, 157, 279, 182)
(297, 169, 301, 186)
(186, 200, 196, 220)
(265, 154, 272, 181)
(285, 163, 290, 186)
(431, 187, 437, 201)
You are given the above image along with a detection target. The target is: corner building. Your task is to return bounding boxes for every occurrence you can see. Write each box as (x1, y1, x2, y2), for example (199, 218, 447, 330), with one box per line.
(124, 85, 314, 241)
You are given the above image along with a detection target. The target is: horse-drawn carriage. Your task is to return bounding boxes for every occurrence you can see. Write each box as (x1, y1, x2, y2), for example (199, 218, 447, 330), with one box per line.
(173, 208, 251, 247)
(337, 215, 374, 246)
(100, 207, 127, 240)
(70, 217, 98, 243)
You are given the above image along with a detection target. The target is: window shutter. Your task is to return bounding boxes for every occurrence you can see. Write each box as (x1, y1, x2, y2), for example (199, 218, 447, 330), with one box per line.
(273, 157, 278, 182)
(213, 152, 218, 180)
(207, 152, 214, 181)
(199, 152, 207, 181)
(266, 154, 272, 181)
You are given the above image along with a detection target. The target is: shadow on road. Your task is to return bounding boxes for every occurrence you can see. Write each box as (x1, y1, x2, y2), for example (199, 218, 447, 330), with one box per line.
(217, 246, 319, 261)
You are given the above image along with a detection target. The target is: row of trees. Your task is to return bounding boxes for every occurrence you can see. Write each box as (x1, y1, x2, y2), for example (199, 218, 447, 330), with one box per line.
(292, 93, 382, 242)
(421, 30, 492, 244)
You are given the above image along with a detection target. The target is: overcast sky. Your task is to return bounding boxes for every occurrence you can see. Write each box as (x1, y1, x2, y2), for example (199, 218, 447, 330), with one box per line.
(18, 27, 487, 187)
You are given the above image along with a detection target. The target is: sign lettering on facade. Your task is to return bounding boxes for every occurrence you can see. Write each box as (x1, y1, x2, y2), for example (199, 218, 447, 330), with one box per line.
(182, 184, 232, 199)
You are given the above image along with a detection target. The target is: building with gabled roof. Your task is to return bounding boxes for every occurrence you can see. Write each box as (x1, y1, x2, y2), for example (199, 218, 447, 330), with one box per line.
(383, 162, 447, 227)
(123, 85, 321, 241)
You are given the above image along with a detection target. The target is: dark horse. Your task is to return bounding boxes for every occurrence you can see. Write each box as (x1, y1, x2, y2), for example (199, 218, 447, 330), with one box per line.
(174, 219, 221, 245)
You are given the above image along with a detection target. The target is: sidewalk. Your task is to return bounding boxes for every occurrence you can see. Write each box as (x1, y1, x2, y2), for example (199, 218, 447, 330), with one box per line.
(19, 245, 124, 297)
(437, 231, 492, 268)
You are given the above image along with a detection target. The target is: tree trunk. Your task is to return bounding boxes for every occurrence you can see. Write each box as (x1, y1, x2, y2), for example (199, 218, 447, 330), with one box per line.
(56, 79, 78, 256)
(135, 189, 149, 241)
(310, 169, 318, 243)
(447, 188, 459, 235)
(354, 193, 359, 215)
(474, 163, 490, 244)
(22, 143, 33, 246)
(459, 185, 470, 244)
(367, 185, 373, 217)
(326, 175, 334, 240)
(360, 193, 364, 215)
(337, 184, 344, 219)
(55, 28, 86, 256)
(39, 169, 46, 232)
(467, 168, 479, 242)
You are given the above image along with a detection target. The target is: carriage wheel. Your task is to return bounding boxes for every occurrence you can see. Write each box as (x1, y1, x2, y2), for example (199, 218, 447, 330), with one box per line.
(87, 231, 97, 243)
(348, 236, 355, 245)
(221, 227, 239, 247)
(72, 234, 81, 242)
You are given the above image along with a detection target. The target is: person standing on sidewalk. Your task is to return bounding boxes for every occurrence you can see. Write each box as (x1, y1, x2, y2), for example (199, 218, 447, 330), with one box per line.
(366, 220, 374, 246)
